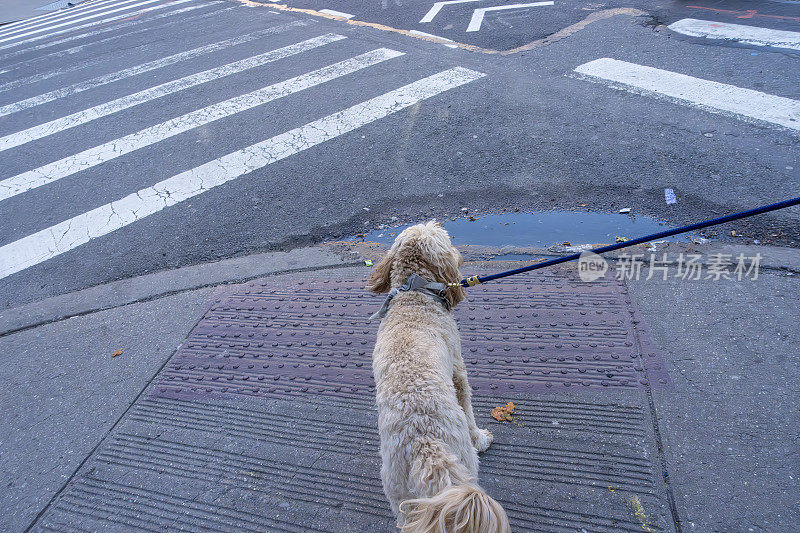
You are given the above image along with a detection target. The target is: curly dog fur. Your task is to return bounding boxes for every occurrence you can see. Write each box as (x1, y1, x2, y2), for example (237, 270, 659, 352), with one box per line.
(367, 221, 510, 533)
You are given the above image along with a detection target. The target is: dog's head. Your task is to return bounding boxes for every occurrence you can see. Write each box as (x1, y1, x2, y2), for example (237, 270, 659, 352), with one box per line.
(366, 220, 466, 308)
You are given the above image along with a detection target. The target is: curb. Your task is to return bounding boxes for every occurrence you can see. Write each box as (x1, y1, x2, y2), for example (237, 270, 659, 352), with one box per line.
(0, 247, 359, 338)
(2, 242, 797, 338)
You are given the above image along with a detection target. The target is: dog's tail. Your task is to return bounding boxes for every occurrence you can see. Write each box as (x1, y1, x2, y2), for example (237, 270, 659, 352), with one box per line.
(400, 440, 510, 533)
(401, 484, 510, 533)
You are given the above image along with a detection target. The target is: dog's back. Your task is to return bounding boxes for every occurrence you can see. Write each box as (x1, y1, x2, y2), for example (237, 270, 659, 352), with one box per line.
(367, 221, 510, 533)
(373, 294, 509, 533)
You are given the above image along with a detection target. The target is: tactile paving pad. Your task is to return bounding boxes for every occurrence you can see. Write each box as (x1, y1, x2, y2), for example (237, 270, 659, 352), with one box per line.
(155, 267, 669, 401)
(32, 266, 675, 533)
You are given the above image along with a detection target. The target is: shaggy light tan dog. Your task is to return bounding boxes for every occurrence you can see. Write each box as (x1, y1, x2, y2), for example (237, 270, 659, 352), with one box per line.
(367, 221, 510, 533)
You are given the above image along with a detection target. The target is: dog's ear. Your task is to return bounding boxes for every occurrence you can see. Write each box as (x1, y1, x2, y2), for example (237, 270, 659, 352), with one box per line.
(418, 230, 466, 308)
(366, 248, 394, 294)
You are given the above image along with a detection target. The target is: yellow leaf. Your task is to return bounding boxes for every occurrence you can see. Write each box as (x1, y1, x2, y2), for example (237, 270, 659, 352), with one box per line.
(491, 402, 515, 422)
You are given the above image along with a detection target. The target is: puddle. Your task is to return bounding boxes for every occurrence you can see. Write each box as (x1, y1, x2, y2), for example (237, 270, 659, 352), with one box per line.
(358, 211, 702, 248)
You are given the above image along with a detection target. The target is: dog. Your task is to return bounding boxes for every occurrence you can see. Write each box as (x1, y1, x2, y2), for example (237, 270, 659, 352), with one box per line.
(367, 221, 510, 533)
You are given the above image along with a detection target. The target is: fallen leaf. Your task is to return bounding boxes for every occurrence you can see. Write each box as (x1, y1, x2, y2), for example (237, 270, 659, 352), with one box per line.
(491, 402, 515, 422)
(731, 230, 737, 237)
(112, 349, 123, 357)
(615, 236, 629, 243)
(562, 241, 571, 246)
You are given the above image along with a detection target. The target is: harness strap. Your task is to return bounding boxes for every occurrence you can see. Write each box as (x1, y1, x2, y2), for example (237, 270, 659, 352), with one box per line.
(370, 273, 450, 320)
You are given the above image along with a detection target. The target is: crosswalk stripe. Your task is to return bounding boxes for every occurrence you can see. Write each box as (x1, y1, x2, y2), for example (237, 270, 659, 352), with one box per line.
(0, 2, 228, 92)
(574, 58, 800, 132)
(0, 0, 197, 52)
(0, 0, 125, 36)
(0, 0, 150, 40)
(0, 67, 485, 280)
(0, 48, 405, 202)
(0, 34, 345, 152)
(0, 2, 229, 63)
(0, 0, 176, 45)
(0, 21, 302, 116)
(668, 18, 800, 51)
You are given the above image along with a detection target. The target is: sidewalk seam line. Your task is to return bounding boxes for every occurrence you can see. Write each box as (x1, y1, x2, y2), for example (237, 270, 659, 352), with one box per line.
(0, 261, 362, 338)
(22, 293, 215, 533)
(627, 279, 684, 533)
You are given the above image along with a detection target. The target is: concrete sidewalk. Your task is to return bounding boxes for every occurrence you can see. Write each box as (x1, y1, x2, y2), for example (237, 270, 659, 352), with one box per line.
(1, 0, 91, 25)
(2, 244, 798, 532)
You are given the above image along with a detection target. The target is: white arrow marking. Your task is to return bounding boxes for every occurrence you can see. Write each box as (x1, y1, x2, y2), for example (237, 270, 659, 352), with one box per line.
(420, 0, 481, 24)
(466, 1, 553, 32)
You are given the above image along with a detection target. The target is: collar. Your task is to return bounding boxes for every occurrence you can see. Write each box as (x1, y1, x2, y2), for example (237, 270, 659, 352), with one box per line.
(370, 273, 451, 320)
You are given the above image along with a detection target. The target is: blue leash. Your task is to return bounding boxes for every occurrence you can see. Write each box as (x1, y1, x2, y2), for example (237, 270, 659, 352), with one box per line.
(459, 196, 800, 287)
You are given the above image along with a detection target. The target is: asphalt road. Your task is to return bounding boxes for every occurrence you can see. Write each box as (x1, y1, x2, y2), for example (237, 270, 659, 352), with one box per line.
(0, 0, 798, 308)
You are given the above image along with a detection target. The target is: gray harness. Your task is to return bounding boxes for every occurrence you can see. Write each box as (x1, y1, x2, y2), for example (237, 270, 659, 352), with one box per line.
(370, 273, 451, 320)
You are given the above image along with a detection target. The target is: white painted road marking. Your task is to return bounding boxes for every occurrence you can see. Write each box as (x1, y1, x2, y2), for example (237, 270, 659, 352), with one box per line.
(0, 0, 173, 45)
(668, 18, 800, 51)
(0, 67, 485, 280)
(409, 30, 458, 47)
(0, 34, 345, 152)
(0, 0, 150, 41)
(0, 0, 196, 52)
(319, 9, 354, 19)
(0, 48, 405, 202)
(0, 22, 301, 117)
(466, 1, 554, 32)
(419, 0, 481, 24)
(574, 58, 800, 131)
